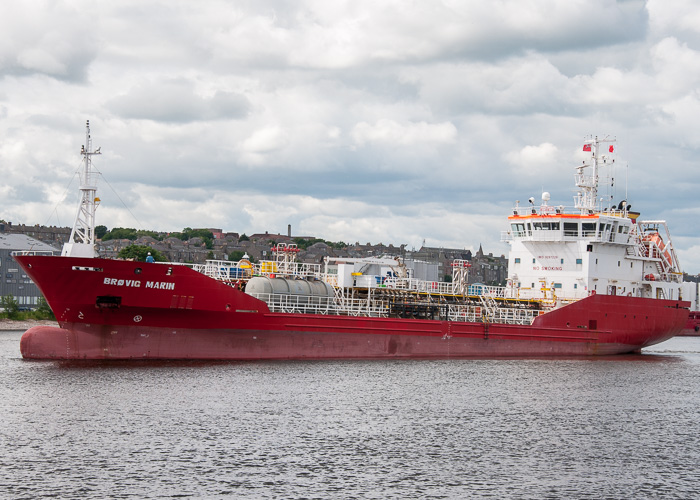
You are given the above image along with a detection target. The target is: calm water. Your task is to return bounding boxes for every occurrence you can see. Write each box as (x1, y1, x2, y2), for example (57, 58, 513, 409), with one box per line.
(2, 331, 700, 499)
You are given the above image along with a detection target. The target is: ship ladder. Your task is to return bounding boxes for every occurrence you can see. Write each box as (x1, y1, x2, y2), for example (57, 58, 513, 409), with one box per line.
(478, 294, 498, 323)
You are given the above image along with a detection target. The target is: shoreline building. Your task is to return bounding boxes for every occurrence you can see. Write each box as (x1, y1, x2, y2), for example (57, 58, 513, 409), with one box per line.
(0, 234, 59, 309)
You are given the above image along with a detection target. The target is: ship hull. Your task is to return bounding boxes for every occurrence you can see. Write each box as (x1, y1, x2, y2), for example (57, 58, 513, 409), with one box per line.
(678, 311, 700, 336)
(15, 255, 689, 360)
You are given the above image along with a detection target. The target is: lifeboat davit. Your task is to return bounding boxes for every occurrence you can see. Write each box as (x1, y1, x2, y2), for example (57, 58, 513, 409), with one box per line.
(643, 232, 672, 268)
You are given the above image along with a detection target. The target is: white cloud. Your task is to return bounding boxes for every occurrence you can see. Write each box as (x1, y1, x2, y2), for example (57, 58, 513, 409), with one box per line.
(504, 143, 559, 176)
(107, 80, 250, 122)
(2, 0, 700, 274)
(351, 119, 457, 146)
(0, 1, 97, 80)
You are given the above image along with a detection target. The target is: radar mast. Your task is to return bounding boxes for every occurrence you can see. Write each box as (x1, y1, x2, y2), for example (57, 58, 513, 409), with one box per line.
(574, 135, 616, 213)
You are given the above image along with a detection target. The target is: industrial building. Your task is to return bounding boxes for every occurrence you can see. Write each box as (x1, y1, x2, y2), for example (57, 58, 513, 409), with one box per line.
(0, 234, 59, 309)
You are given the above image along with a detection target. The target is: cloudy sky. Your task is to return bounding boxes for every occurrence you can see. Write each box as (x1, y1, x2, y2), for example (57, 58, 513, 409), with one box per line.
(1, 0, 699, 272)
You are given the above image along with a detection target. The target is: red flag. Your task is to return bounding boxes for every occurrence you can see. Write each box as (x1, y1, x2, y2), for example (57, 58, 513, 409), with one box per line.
(583, 144, 591, 151)
(609, 145, 614, 153)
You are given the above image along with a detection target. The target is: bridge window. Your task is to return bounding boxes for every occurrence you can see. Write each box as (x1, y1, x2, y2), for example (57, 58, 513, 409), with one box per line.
(576, 258, 583, 264)
(582, 222, 597, 237)
(511, 223, 525, 236)
(564, 222, 578, 237)
(531, 222, 560, 231)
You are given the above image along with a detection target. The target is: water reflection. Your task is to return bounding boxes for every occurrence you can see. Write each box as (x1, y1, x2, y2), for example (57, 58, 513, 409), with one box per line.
(2, 331, 700, 499)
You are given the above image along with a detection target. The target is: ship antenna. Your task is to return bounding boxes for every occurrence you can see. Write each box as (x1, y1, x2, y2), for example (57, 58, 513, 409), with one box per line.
(61, 120, 102, 257)
(575, 135, 615, 214)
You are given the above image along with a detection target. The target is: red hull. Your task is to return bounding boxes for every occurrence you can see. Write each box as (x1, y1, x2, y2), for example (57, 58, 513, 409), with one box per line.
(679, 311, 700, 336)
(14, 255, 689, 360)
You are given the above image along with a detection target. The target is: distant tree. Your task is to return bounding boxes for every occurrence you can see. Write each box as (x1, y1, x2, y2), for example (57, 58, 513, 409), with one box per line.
(33, 297, 55, 320)
(171, 228, 213, 248)
(135, 229, 163, 241)
(293, 237, 324, 250)
(103, 227, 138, 241)
(239, 233, 249, 242)
(206, 251, 215, 260)
(0, 295, 19, 319)
(103, 227, 164, 242)
(95, 225, 108, 239)
(118, 245, 166, 262)
(228, 250, 246, 261)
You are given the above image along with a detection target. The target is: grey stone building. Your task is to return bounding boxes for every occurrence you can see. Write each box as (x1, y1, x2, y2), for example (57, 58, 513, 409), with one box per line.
(0, 234, 59, 309)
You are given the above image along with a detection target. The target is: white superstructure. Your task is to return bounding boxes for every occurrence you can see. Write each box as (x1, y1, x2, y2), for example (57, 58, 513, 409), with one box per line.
(502, 136, 683, 302)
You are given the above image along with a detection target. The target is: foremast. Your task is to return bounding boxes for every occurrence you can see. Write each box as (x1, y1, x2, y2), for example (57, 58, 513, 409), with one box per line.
(62, 120, 101, 257)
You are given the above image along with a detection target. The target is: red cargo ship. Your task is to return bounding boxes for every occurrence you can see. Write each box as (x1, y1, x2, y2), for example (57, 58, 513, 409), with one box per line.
(14, 126, 689, 359)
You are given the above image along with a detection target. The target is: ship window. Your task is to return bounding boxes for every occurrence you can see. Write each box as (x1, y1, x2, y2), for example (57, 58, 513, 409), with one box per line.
(554, 283, 562, 288)
(586, 245, 593, 252)
(630, 262, 633, 268)
(618, 261, 620, 267)
(531, 222, 559, 231)
(574, 284, 578, 289)
(576, 258, 583, 264)
(560, 259, 564, 264)
(526, 223, 532, 235)
(618, 226, 624, 233)
(511, 223, 525, 236)
(515, 258, 520, 263)
(532, 258, 536, 264)
(564, 222, 578, 237)
(531, 283, 535, 288)
(582, 223, 596, 237)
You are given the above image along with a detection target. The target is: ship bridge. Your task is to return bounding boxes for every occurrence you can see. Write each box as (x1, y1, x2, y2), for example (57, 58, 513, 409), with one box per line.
(503, 211, 634, 245)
